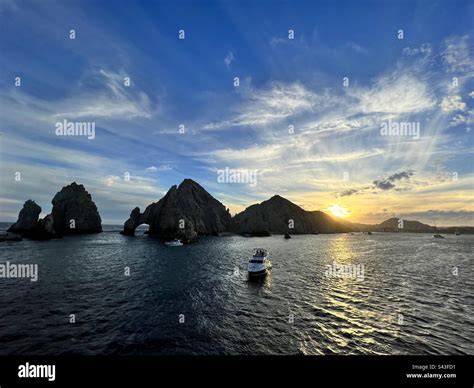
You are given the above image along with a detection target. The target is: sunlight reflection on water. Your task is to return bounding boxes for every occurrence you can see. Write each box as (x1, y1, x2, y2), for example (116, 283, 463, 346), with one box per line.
(0, 231, 472, 355)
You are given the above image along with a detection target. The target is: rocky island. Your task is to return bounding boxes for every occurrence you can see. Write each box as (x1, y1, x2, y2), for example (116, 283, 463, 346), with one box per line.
(6, 199, 42, 238)
(7, 182, 102, 240)
(121, 179, 231, 242)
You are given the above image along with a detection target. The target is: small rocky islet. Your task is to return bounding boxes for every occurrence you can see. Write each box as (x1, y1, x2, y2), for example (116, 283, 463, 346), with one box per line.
(3, 178, 473, 243)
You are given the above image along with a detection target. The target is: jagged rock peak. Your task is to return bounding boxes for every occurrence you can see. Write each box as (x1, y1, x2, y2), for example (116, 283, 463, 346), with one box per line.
(7, 200, 42, 235)
(51, 182, 102, 234)
(122, 179, 231, 241)
(179, 178, 200, 188)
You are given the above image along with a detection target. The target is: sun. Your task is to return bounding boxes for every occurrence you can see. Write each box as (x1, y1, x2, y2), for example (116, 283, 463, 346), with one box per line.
(328, 204, 350, 218)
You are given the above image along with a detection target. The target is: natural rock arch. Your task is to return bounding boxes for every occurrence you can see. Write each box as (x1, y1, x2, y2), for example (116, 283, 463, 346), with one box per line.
(120, 179, 231, 241)
(121, 207, 149, 236)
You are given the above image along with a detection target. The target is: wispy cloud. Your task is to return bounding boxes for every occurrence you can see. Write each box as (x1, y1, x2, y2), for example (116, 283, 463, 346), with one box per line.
(352, 73, 436, 115)
(224, 51, 235, 68)
(52, 69, 154, 119)
(403, 43, 433, 58)
(346, 41, 368, 55)
(0, 68, 155, 127)
(441, 35, 474, 74)
(203, 82, 324, 129)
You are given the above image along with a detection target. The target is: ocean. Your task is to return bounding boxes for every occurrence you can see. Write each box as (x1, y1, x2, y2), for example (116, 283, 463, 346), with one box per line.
(0, 223, 472, 355)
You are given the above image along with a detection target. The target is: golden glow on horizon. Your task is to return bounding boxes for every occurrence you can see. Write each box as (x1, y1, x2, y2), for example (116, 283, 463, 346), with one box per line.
(328, 204, 350, 218)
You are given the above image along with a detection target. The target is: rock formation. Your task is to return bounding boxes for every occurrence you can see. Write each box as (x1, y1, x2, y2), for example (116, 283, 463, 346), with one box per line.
(7, 200, 42, 237)
(122, 207, 144, 236)
(7, 182, 102, 239)
(121, 179, 231, 241)
(122, 182, 354, 240)
(51, 182, 102, 234)
(231, 195, 351, 235)
(0, 232, 22, 242)
(34, 214, 57, 240)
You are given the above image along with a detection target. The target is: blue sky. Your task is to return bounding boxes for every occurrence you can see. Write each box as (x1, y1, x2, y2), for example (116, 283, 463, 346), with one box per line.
(0, 0, 473, 225)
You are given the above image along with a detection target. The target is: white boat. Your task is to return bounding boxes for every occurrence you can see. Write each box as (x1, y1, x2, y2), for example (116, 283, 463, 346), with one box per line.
(433, 234, 444, 239)
(165, 238, 183, 246)
(247, 248, 272, 277)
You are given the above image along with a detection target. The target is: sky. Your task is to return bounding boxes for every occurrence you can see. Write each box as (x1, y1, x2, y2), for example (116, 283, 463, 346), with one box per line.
(0, 0, 473, 226)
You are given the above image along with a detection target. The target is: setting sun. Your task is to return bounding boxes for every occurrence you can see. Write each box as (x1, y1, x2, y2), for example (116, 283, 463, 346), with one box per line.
(328, 205, 350, 218)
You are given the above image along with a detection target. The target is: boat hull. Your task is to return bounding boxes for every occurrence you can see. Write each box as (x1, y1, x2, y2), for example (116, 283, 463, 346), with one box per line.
(165, 240, 183, 246)
(248, 268, 268, 277)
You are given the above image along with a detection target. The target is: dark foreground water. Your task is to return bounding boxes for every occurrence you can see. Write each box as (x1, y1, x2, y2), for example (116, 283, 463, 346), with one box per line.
(0, 224, 473, 355)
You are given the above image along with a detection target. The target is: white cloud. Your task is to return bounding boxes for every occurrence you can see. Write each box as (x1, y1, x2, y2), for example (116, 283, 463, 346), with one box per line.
(301, 114, 381, 136)
(440, 95, 467, 112)
(353, 73, 436, 114)
(299, 73, 436, 137)
(448, 109, 474, 127)
(203, 82, 326, 129)
(146, 164, 172, 172)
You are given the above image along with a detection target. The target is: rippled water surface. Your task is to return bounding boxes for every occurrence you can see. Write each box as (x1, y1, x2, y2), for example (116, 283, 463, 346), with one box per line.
(1, 226, 473, 355)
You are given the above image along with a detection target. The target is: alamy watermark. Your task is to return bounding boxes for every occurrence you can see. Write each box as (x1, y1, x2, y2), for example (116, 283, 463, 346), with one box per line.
(324, 261, 365, 281)
(55, 119, 95, 139)
(217, 167, 258, 187)
(0, 261, 38, 282)
(18, 362, 55, 382)
(380, 119, 420, 140)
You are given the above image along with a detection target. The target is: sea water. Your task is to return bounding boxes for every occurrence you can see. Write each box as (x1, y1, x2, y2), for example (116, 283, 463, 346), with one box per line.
(0, 224, 472, 355)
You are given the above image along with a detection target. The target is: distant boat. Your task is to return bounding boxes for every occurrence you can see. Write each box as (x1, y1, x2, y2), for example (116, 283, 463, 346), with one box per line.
(367, 231, 373, 235)
(248, 248, 272, 277)
(433, 234, 444, 239)
(284, 232, 291, 239)
(455, 231, 461, 235)
(165, 238, 183, 246)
